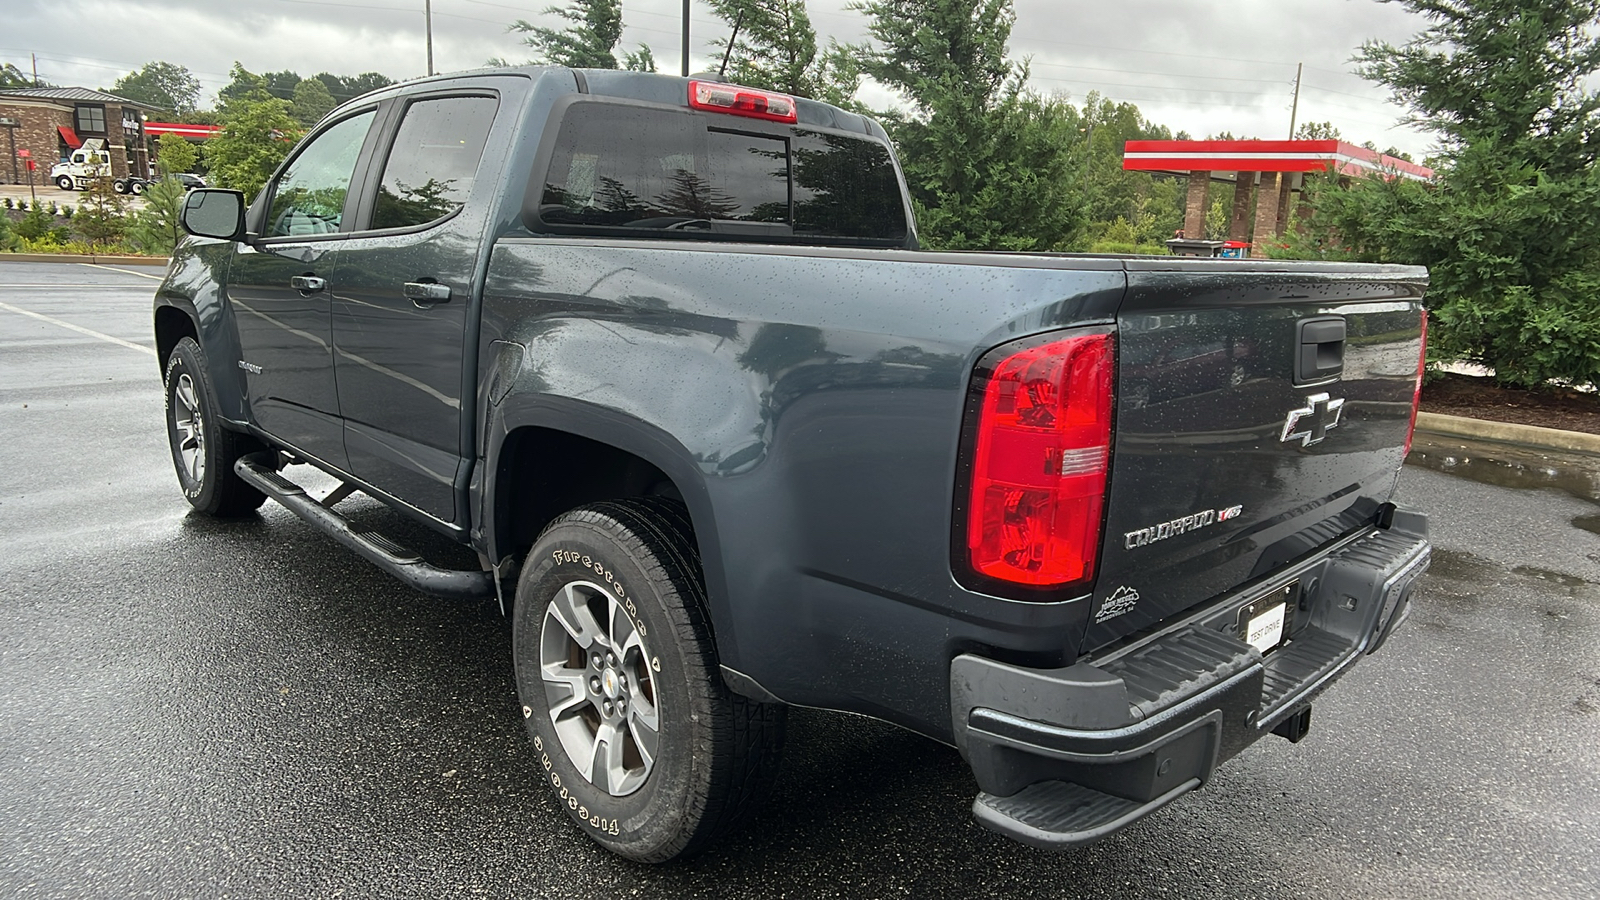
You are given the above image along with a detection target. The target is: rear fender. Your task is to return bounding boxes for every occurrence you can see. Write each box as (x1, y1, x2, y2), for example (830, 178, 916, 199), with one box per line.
(478, 322, 755, 661)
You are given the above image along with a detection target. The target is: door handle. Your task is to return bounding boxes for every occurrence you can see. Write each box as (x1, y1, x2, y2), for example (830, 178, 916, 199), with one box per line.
(403, 281, 452, 306)
(289, 275, 326, 293)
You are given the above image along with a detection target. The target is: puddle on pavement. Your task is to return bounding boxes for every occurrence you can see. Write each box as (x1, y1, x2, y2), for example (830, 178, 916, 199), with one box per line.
(1427, 547, 1598, 589)
(1510, 565, 1597, 588)
(1428, 547, 1504, 583)
(1407, 434, 1600, 505)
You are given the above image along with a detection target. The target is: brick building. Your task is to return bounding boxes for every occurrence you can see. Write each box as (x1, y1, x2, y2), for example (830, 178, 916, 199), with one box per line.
(0, 87, 161, 185)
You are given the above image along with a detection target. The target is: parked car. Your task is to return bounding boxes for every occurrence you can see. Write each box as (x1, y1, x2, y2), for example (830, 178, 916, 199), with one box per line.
(156, 67, 1432, 863)
(169, 172, 206, 190)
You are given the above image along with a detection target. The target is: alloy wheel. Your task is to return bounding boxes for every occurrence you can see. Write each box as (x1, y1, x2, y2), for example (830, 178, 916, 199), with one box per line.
(539, 580, 660, 797)
(171, 373, 205, 485)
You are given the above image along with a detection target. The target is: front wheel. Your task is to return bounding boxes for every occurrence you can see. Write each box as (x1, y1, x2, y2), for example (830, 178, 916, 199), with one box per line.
(163, 337, 267, 516)
(512, 499, 785, 862)
(55, 175, 73, 190)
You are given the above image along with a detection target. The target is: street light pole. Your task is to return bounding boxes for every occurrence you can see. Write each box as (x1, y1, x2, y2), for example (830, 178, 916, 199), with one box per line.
(681, 0, 690, 77)
(425, 0, 435, 76)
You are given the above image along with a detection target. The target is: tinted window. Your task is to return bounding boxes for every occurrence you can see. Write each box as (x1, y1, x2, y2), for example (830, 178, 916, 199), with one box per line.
(706, 130, 787, 222)
(371, 96, 498, 230)
(538, 104, 906, 245)
(266, 110, 374, 238)
(792, 131, 907, 240)
(75, 105, 107, 133)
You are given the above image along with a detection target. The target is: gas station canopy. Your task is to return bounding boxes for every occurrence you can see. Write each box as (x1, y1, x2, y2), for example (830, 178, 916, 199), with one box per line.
(1123, 139, 1433, 182)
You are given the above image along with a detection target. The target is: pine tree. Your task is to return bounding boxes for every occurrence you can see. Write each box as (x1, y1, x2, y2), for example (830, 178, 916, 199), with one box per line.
(511, 0, 655, 70)
(1340, 0, 1600, 389)
(705, 0, 860, 105)
(854, 0, 1085, 250)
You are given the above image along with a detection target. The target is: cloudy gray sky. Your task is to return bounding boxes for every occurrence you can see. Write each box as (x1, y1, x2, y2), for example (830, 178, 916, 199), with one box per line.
(2, 0, 1437, 157)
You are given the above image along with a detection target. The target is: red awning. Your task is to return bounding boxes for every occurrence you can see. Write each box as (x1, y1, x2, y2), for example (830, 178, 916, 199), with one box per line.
(57, 125, 82, 149)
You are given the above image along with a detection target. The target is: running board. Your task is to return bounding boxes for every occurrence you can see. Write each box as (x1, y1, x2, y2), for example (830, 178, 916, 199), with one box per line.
(235, 453, 494, 601)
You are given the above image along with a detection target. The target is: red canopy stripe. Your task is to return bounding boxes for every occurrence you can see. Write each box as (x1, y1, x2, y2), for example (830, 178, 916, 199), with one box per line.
(1122, 139, 1433, 182)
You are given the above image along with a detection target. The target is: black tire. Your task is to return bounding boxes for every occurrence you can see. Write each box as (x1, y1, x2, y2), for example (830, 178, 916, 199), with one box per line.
(512, 498, 785, 862)
(130, 180, 145, 196)
(55, 175, 73, 190)
(113, 179, 129, 194)
(163, 337, 268, 516)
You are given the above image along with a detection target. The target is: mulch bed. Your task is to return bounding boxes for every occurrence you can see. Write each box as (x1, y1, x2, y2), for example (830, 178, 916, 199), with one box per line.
(1421, 372, 1600, 436)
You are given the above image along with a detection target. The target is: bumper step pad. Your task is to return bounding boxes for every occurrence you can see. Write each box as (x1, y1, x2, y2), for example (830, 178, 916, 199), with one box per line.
(957, 520, 1431, 850)
(974, 777, 1198, 849)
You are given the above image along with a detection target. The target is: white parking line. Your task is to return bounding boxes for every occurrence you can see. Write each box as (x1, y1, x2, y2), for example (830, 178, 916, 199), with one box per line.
(0, 300, 156, 356)
(78, 262, 165, 280)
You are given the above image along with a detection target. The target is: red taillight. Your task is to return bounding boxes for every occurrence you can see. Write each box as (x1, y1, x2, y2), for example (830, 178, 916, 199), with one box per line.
(1403, 311, 1428, 456)
(963, 331, 1114, 590)
(688, 80, 799, 123)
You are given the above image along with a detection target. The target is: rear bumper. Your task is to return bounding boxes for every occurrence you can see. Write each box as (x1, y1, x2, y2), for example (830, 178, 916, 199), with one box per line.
(951, 510, 1429, 849)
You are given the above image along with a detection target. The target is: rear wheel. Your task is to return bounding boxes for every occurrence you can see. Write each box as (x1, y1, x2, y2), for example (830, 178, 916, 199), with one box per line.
(163, 337, 267, 516)
(512, 499, 785, 862)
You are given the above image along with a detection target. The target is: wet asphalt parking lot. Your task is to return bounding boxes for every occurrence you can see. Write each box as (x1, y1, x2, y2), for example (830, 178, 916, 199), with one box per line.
(1, 259, 1597, 899)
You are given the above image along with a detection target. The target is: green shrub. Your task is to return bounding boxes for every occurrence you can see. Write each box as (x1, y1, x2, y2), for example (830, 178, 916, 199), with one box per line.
(1087, 240, 1169, 255)
(14, 203, 68, 242)
(2, 197, 12, 209)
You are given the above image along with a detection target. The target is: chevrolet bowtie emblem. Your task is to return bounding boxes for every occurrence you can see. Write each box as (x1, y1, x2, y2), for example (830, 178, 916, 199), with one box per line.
(1281, 392, 1345, 447)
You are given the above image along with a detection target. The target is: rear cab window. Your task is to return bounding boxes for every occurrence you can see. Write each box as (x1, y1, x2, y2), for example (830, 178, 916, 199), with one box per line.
(534, 103, 908, 247)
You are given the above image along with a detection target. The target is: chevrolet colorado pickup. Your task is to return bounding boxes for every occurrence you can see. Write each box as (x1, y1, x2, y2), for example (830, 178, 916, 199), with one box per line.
(156, 67, 1431, 862)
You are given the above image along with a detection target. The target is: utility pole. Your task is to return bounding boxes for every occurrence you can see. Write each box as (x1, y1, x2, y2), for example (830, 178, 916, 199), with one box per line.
(1288, 62, 1303, 139)
(425, 0, 435, 76)
(681, 0, 690, 77)
(31, 53, 39, 86)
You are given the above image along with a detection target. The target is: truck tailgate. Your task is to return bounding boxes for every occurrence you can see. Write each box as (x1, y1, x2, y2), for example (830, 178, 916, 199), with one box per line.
(1083, 262, 1427, 652)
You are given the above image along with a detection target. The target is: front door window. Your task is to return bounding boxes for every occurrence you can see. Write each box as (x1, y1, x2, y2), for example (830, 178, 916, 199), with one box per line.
(265, 110, 375, 237)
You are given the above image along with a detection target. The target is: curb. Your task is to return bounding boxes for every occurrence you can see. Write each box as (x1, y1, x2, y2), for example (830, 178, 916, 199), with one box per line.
(3, 252, 169, 266)
(1416, 411, 1600, 456)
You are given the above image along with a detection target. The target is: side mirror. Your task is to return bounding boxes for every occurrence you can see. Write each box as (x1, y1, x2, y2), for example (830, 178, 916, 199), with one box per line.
(181, 189, 247, 241)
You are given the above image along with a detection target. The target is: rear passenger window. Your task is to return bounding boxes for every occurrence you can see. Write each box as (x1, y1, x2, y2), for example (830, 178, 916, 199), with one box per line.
(370, 96, 497, 230)
(537, 103, 907, 246)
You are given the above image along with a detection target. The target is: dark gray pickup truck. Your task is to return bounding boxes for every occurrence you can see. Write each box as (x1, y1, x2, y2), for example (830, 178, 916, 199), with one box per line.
(155, 66, 1431, 861)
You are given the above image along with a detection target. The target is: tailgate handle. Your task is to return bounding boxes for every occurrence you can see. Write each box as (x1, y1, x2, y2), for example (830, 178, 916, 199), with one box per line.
(1296, 317, 1346, 383)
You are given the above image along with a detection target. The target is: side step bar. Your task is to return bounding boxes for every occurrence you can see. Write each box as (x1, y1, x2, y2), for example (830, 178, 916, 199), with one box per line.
(235, 453, 494, 601)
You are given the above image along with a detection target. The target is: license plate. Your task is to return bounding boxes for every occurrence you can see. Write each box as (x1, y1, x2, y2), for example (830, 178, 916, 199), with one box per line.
(1236, 581, 1296, 654)
(1244, 603, 1286, 653)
